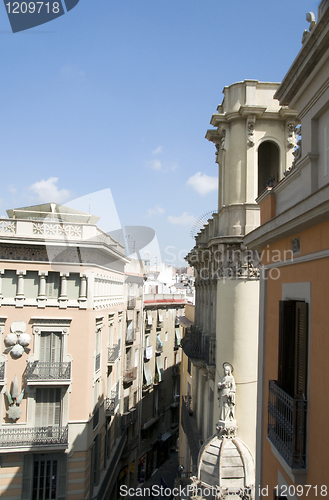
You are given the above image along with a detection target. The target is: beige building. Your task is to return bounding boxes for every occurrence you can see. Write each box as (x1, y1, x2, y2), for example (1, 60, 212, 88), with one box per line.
(181, 80, 297, 485)
(0, 203, 129, 500)
(138, 264, 184, 483)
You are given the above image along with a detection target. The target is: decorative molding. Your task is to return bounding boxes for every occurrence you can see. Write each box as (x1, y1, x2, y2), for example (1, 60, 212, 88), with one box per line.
(32, 222, 82, 238)
(247, 115, 256, 147)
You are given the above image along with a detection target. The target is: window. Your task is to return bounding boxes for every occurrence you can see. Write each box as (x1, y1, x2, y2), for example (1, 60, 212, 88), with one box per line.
(95, 321, 102, 373)
(45, 273, 60, 299)
(268, 300, 308, 468)
(92, 435, 101, 487)
(40, 332, 62, 363)
(165, 331, 168, 342)
(258, 140, 280, 195)
(164, 357, 167, 370)
(187, 358, 191, 375)
(278, 301, 308, 399)
(35, 388, 61, 427)
(126, 347, 132, 370)
(22, 453, 67, 500)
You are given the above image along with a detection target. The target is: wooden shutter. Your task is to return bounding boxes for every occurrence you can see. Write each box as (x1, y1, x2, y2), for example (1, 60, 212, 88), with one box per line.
(278, 300, 296, 397)
(294, 301, 308, 399)
(57, 453, 67, 500)
(21, 455, 33, 499)
(51, 332, 62, 363)
(36, 388, 61, 427)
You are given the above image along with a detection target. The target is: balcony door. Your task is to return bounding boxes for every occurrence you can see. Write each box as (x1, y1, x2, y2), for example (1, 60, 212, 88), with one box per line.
(40, 332, 62, 363)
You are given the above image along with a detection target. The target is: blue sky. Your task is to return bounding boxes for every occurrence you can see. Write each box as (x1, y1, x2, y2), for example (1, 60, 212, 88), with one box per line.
(0, 0, 319, 265)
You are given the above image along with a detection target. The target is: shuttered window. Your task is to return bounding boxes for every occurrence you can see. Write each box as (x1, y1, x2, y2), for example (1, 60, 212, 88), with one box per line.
(278, 300, 308, 399)
(35, 388, 61, 427)
(45, 273, 60, 299)
(40, 332, 62, 363)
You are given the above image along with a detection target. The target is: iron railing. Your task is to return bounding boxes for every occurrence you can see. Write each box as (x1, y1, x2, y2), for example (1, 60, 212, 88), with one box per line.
(105, 389, 119, 416)
(107, 340, 121, 364)
(0, 425, 68, 448)
(181, 327, 216, 366)
(268, 380, 307, 468)
(123, 367, 137, 383)
(181, 396, 202, 465)
(0, 361, 5, 382)
(26, 361, 71, 381)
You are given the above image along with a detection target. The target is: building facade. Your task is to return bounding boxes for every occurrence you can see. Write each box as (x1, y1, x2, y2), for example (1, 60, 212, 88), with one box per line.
(245, 1, 329, 496)
(0, 203, 129, 500)
(181, 80, 297, 476)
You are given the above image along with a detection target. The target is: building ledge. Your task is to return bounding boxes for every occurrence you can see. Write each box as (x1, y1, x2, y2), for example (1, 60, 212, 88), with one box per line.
(267, 437, 308, 485)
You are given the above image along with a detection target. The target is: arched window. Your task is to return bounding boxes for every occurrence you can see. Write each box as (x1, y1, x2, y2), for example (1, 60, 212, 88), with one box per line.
(258, 141, 280, 196)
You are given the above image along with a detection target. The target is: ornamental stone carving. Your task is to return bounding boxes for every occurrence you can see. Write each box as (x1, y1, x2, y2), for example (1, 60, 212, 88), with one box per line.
(247, 115, 256, 147)
(286, 123, 297, 149)
(4, 321, 30, 358)
(217, 362, 236, 423)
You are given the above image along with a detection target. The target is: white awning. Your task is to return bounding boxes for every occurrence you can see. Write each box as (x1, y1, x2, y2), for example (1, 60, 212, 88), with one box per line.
(144, 362, 153, 386)
(158, 311, 163, 322)
(156, 356, 164, 382)
(175, 329, 181, 345)
(147, 311, 153, 325)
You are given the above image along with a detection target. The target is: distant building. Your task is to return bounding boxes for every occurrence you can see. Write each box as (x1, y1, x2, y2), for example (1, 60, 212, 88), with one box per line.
(245, 1, 329, 496)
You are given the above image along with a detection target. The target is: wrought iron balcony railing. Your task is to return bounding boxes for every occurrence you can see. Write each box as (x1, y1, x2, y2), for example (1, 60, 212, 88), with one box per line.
(107, 339, 121, 364)
(181, 327, 216, 366)
(26, 361, 71, 382)
(125, 328, 136, 343)
(268, 380, 307, 468)
(123, 367, 137, 383)
(0, 361, 5, 382)
(181, 396, 202, 465)
(106, 388, 119, 416)
(0, 425, 69, 448)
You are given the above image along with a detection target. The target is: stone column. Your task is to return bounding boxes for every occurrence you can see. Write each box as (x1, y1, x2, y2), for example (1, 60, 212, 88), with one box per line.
(37, 271, 48, 308)
(78, 274, 87, 309)
(15, 270, 26, 307)
(59, 273, 69, 308)
(0, 270, 4, 305)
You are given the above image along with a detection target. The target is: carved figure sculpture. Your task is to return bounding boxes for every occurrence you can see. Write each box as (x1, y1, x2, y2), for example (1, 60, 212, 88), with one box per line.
(218, 363, 236, 421)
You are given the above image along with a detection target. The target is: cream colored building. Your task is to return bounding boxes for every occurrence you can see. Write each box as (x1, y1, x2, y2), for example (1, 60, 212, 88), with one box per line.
(181, 80, 297, 477)
(0, 203, 129, 500)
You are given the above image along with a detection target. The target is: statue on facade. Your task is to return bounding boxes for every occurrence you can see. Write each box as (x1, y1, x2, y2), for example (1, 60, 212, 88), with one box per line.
(217, 363, 236, 422)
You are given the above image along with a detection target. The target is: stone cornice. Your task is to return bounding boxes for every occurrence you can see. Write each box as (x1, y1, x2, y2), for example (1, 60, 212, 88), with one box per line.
(274, 5, 329, 106)
(244, 181, 329, 250)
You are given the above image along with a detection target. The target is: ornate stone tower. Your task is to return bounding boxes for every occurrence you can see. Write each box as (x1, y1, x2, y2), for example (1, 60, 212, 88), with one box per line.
(185, 80, 297, 459)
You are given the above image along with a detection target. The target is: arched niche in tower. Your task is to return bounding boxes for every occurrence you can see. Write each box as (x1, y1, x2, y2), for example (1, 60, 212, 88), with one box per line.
(257, 140, 280, 196)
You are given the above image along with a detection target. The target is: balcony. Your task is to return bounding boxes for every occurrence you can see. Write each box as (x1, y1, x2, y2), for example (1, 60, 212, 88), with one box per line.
(123, 367, 137, 384)
(144, 346, 153, 360)
(0, 425, 69, 449)
(268, 380, 307, 468)
(26, 361, 71, 384)
(127, 297, 136, 309)
(181, 327, 216, 366)
(0, 361, 5, 383)
(106, 388, 119, 416)
(107, 340, 121, 364)
(121, 407, 137, 428)
(181, 396, 202, 465)
(125, 328, 136, 344)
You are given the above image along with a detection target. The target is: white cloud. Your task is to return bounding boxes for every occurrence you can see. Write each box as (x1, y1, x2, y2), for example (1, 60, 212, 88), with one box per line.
(150, 159, 162, 171)
(168, 212, 196, 226)
(8, 185, 17, 194)
(187, 172, 218, 195)
(29, 177, 71, 203)
(147, 205, 165, 217)
(152, 146, 163, 155)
